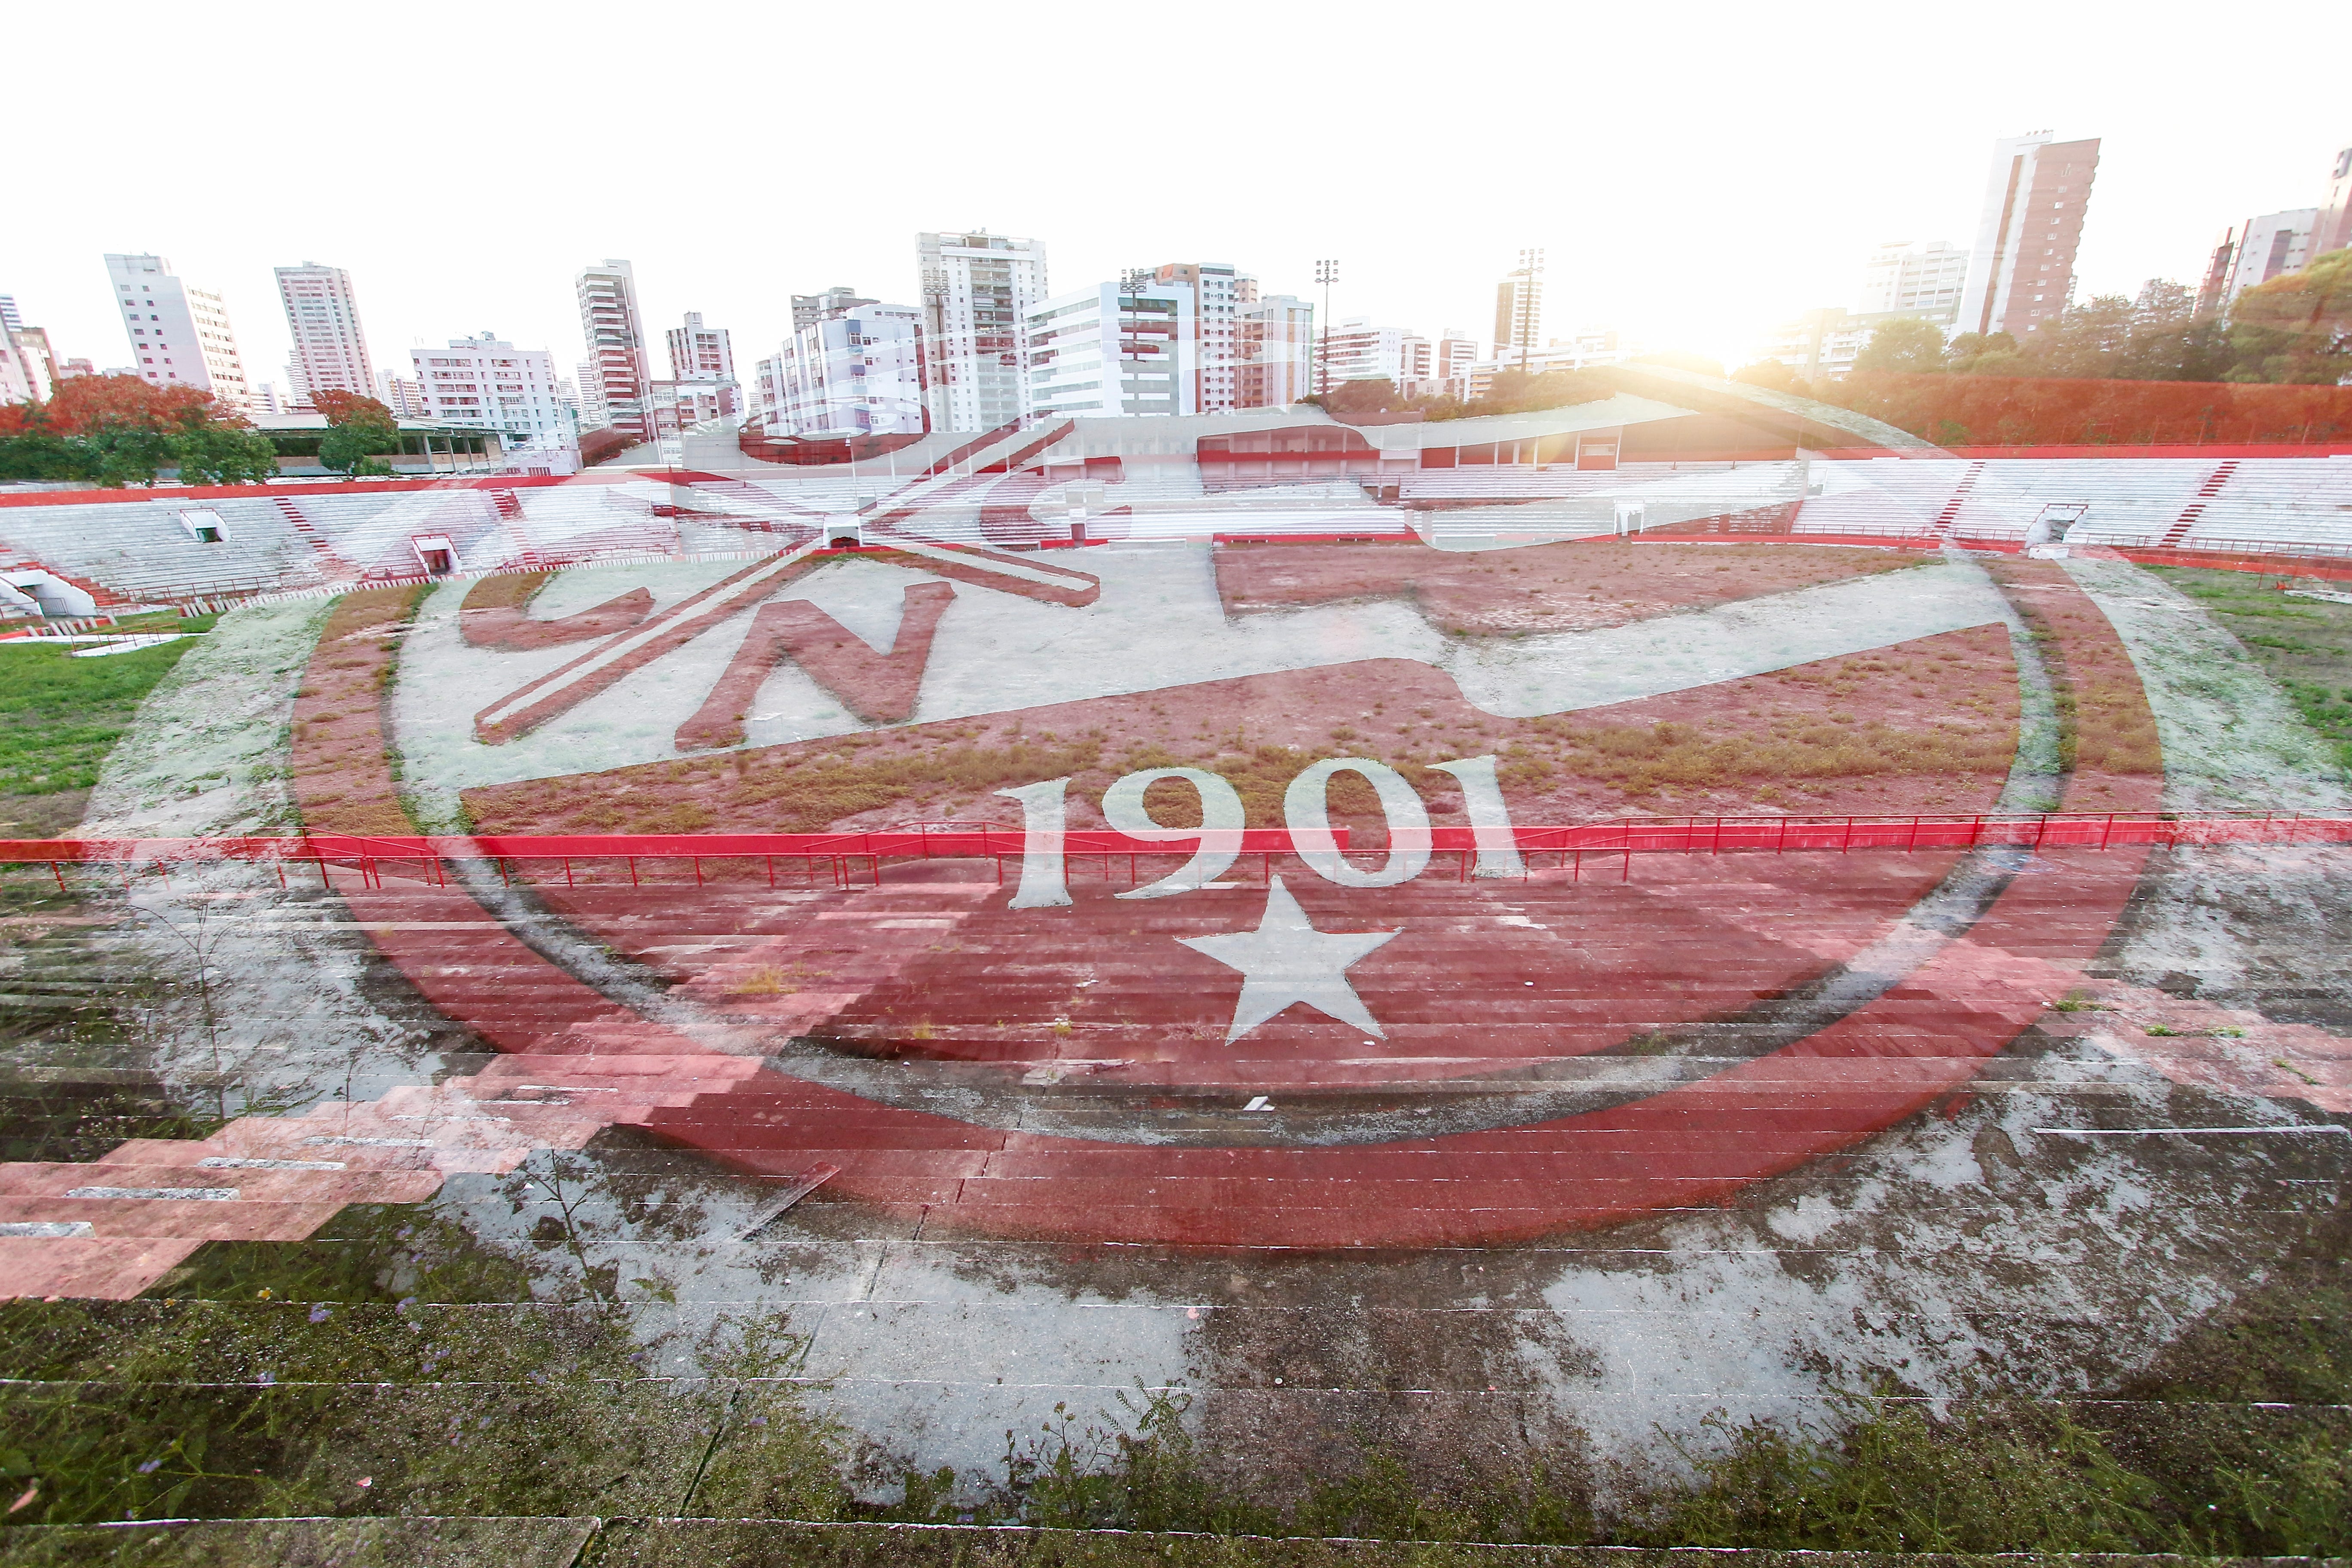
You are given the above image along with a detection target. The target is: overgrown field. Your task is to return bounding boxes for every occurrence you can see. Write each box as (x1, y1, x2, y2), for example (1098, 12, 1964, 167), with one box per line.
(0, 1197, 2345, 1556)
(0, 612, 215, 836)
(2146, 565, 2352, 771)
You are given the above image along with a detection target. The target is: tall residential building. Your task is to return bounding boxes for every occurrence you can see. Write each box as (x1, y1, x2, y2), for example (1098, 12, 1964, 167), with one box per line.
(1148, 262, 1249, 413)
(1024, 282, 1194, 419)
(573, 359, 607, 431)
(756, 300, 926, 438)
(412, 333, 577, 469)
(1858, 240, 1970, 324)
(2309, 144, 2352, 261)
(793, 287, 875, 333)
(665, 312, 735, 383)
(0, 296, 19, 331)
(1416, 330, 1478, 399)
(377, 370, 429, 419)
(1956, 132, 2101, 339)
(575, 258, 651, 443)
(274, 262, 376, 403)
(2223, 210, 2318, 304)
(917, 230, 1048, 432)
(5, 325, 58, 404)
(1494, 264, 1543, 364)
(1319, 318, 1423, 390)
(104, 253, 253, 410)
(0, 334, 34, 406)
(1240, 293, 1314, 408)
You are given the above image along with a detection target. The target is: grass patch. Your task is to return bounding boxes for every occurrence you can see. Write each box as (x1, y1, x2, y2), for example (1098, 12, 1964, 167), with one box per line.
(0, 615, 214, 812)
(2146, 566, 2352, 770)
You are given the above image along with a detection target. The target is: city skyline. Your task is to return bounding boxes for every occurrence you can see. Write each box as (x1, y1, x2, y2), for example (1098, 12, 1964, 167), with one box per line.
(7, 3, 2349, 395)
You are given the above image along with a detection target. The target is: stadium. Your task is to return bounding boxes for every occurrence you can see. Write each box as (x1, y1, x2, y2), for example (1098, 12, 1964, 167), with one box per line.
(3, 368, 2350, 1553)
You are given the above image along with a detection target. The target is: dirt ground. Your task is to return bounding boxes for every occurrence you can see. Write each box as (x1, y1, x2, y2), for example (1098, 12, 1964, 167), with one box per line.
(464, 622, 2024, 836)
(1213, 539, 1919, 635)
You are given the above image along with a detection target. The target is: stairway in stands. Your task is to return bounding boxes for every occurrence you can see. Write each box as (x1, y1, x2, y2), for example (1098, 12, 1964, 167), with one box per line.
(1929, 460, 1987, 538)
(2159, 460, 2240, 548)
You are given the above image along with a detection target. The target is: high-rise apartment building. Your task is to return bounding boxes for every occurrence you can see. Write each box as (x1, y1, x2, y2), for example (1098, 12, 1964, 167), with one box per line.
(1413, 330, 1479, 399)
(573, 360, 606, 430)
(274, 262, 376, 404)
(1858, 240, 1970, 324)
(1024, 282, 1195, 419)
(665, 312, 735, 383)
(104, 253, 253, 410)
(2221, 210, 2318, 304)
(0, 297, 19, 332)
(377, 371, 429, 419)
(918, 231, 1048, 432)
(2309, 144, 2352, 261)
(1956, 132, 2100, 339)
(793, 288, 876, 333)
(1320, 318, 1423, 390)
(1148, 262, 1248, 414)
(1240, 294, 1315, 408)
(575, 259, 652, 443)
(756, 299, 926, 438)
(1494, 265, 1543, 364)
(411, 333, 577, 470)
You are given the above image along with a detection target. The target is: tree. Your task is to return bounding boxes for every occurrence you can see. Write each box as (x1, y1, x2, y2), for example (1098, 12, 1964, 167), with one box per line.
(312, 389, 401, 478)
(170, 423, 279, 485)
(310, 389, 395, 428)
(1469, 367, 1611, 416)
(1998, 281, 2233, 383)
(1852, 318, 1947, 374)
(1943, 331, 2022, 377)
(1320, 378, 1407, 418)
(0, 373, 276, 487)
(1731, 360, 1810, 395)
(2227, 248, 2352, 386)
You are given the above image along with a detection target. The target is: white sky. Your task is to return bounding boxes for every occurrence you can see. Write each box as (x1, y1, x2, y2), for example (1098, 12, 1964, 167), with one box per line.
(8, 0, 2345, 389)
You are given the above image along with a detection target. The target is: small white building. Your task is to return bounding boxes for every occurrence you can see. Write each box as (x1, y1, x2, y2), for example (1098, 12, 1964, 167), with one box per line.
(1024, 283, 1194, 420)
(410, 333, 579, 473)
(1858, 240, 1969, 325)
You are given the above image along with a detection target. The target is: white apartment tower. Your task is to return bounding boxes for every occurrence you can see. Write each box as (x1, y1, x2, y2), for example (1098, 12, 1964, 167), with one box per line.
(1320, 318, 1421, 389)
(1024, 282, 1195, 419)
(1957, 132, 2101, 339)
(275, 262, 376, 404)
(918, 231, 1048, 432)
(411, 333, 578, 472)
(576, 259, 652, 442)
(758, 300, 927, 439)
(666, 312, 735, 383)
(2224, 210, 2319, 303)
(104, 253, 253, 411)
(1858, 240, 1970, 324)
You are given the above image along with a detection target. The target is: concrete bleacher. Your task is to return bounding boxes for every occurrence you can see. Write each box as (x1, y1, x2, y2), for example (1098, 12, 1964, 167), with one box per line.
(6, 449, 2352, 610)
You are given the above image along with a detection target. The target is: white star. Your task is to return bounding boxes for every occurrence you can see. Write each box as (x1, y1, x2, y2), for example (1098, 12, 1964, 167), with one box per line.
(1179, 876, 1400, 1044)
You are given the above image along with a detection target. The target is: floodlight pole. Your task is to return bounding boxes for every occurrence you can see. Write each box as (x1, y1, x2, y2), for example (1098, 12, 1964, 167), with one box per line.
(1517, 247, 1545, 376)
(1314, 258, 1338, 399)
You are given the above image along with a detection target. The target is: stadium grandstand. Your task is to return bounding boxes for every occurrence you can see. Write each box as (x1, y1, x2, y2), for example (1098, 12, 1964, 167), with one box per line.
(3, 369, 2349, 616)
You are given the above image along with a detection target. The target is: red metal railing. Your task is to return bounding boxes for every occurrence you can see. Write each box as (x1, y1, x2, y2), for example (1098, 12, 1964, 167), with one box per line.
(3, 812, 2346, 893)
